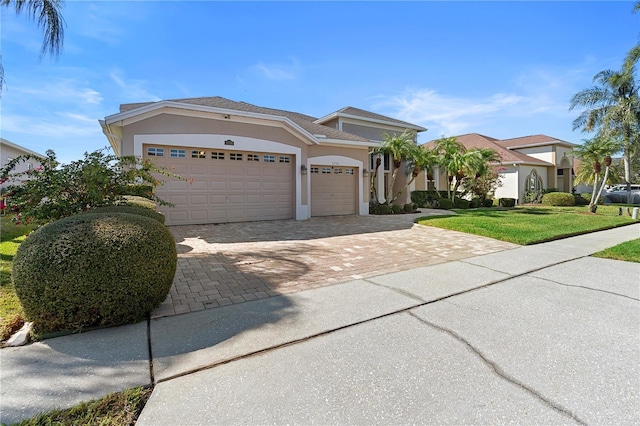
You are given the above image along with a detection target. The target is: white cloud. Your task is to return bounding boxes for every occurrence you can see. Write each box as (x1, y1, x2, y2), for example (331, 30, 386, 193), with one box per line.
(251, 58, 300, 81)
(9, 78, 103, 106)
(109, 71, 160, 102)
(1, 113, 101, 139)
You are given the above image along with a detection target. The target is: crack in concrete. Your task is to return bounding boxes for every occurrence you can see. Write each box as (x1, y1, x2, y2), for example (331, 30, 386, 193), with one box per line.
(362, 278, 426, 302)
(407, 311, 588, 426)
(533, 276, 640, 302)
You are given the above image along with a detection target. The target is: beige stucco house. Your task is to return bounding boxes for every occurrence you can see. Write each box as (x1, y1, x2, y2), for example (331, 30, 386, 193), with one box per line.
(418, 133, 577, 204)
(0, 138, 45, 191)
(101, 97, 425, 225)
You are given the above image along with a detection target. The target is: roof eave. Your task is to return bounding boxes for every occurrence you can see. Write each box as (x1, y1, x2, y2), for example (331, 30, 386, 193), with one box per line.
(104, 101, 320, 146)
(315, 112, 427, 132)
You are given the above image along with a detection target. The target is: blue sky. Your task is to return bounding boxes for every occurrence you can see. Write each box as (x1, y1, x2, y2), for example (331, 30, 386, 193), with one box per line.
(1, 1, 639, 163)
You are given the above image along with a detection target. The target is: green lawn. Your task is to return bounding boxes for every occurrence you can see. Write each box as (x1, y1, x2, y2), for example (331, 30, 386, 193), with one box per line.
(592, 238, 640, 263)
(416, 205, 638, 245)
(0, 216, 34, 341)
(15, 386, 152, 426)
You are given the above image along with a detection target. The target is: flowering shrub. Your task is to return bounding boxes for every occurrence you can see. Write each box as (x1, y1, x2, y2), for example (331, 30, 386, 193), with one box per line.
(0, 148, 184, 225)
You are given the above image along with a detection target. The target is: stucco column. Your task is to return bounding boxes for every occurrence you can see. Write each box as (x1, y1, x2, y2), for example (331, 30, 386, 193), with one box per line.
(377, 155, 386, 203)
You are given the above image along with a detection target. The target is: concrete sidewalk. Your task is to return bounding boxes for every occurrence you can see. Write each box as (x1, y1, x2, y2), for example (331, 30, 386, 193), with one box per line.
(1, 224, 639, 425)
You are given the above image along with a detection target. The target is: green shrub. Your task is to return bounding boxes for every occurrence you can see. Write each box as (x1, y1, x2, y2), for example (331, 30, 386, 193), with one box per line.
(391, 204, 403, 214)
(482, 199, 494, 207)
(541, 192, 576, 206)
(12, 213, 177, 332)
(119, 195, 158, 210)
(574, 193, 589, 206)
(438, 198, 453, 209)
(499, 198, 516, 207)
(378, 204, 393, 215)
(403, 203, 415, 213)
(119, 184, 153, 198)
(523, 190, 544, 204)
(83, 205, 165, 224)
(454, 199, 470, 209)
(411, 191, 440, 207)
(469, 198, 481, 208)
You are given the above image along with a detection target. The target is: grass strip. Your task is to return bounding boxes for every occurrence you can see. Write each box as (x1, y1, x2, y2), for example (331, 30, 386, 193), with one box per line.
(416, 206, 638, 245)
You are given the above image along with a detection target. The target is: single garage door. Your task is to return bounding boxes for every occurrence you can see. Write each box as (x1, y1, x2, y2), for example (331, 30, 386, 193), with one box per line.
(145, 146, 294, 225)
(310, 165, 357, 216)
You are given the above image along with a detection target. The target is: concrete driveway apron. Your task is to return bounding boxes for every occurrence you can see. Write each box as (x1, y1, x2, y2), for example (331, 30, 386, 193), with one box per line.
(153, 212, 517, 318)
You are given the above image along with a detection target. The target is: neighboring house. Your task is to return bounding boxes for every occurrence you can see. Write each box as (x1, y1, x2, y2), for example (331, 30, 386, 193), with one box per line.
(419, 133, 577, 204)
(0, 138, 45, 191)
(100, 97, 425, 226)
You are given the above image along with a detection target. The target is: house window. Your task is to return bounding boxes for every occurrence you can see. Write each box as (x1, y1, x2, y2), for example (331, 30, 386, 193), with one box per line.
(334, 168, 343, 174)
(321, 167, 331, 174)
(384, 153, 390, 171)
(263, 155, 275, 163)
(310, 167, 319, 174)
(170, 149, 186, 158)
(147, 147, 164, 157)
(247, 154, 260, 162)
(211, 152, 225, 160)
(191, 150, 206, 159)
(230, 153, 243, 161)
(345, 168, 354, 175)
(525, 169, 543, 192)
(557, 169, 564, 176)
(279, 155, 290, 163)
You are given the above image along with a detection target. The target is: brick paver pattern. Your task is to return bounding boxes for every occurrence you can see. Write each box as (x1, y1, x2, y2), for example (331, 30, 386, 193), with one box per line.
(152, 212, 518, 318)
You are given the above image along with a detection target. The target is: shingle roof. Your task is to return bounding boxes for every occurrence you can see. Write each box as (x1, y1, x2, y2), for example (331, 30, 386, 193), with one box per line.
(422, 133, 553, 166)
(119, 97, 371, 143)
(324, 106, 427, 131)
(497, 134, 575, 148)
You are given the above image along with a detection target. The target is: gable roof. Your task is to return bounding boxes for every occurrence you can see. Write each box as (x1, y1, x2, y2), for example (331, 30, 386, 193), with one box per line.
(497, 134, 576, 149)
(315, 106, 427, 132)
(0, 138, 46, 158)
(422, 133, 553, 166)
(116, 97, 371, 143)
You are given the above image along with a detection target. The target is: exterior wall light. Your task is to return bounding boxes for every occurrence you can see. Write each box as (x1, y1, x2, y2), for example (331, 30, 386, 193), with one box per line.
(301, 165, 308, 175)
(362, 169, 369, 177)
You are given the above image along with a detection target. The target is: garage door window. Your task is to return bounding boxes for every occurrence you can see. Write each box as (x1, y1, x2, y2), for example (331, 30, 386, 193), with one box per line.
(345, 168, 354, 175)
(310, 167, 319, 174)
(170, 149, 186, 158)
(334, 168, 343, 174)
(247, 154, 260, 162)
(321, 167, 331, 174)
(147, 147, 164, 157)
(279, 156, 290, 163)
(264, 155, 275, 163)
(230, 153, 243, 161)
(191, 150, 206, 159)
(211, 152, 225, 160)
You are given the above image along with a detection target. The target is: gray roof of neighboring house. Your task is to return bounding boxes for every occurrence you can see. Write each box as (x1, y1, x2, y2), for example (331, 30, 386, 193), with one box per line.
(497, 134, 577, 148)
(316, 106, 427, 131)
(422, 133, 553, 166)
(119, 97, 372, 143)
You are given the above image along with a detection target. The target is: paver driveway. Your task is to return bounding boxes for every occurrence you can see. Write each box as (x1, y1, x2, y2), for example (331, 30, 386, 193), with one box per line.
(152, 211, 517, 318)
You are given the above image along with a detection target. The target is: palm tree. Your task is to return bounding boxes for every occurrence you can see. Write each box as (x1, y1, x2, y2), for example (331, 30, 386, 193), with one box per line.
(570, 52, 640, 204)
(373, 130, 417, 205)
(0, 0, 66, 92)
(392, 144, 439, 205)
(573, 136, 622, 212)
(433, 136, 465, 200)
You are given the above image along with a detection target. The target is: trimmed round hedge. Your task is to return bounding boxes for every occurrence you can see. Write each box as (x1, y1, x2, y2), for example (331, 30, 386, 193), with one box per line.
(83, 205, 165, 224)
(12, 212, 177, 332)
(541, 192, 576, 206)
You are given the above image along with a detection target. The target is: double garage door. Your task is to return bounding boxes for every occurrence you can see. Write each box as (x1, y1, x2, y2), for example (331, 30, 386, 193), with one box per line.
(147, 146, 293, 225)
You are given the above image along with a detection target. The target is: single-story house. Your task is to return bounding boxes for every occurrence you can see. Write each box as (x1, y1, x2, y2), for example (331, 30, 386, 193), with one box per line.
(418, 133, 577, 204)
(0, 138, 45, 191)
(100, 97, 425, 225)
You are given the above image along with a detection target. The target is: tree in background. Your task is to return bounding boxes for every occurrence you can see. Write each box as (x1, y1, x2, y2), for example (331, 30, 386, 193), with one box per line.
(570, 6, 640, 204)
(0, 0, 65, 91)
(573, 136, 622, 213)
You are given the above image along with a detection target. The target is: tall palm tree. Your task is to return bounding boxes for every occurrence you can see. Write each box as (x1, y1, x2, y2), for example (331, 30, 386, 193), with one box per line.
(373, 130, 417, 204)
(0, 0, 66, 92)
(433, 136, 465, 200)
(573, 136, 622, 212)
(391, 144, 439, 205)
(570, 53, 640, 204)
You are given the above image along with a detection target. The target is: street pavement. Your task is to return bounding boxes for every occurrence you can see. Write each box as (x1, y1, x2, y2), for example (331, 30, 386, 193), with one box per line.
(1, 224, 639, 425)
